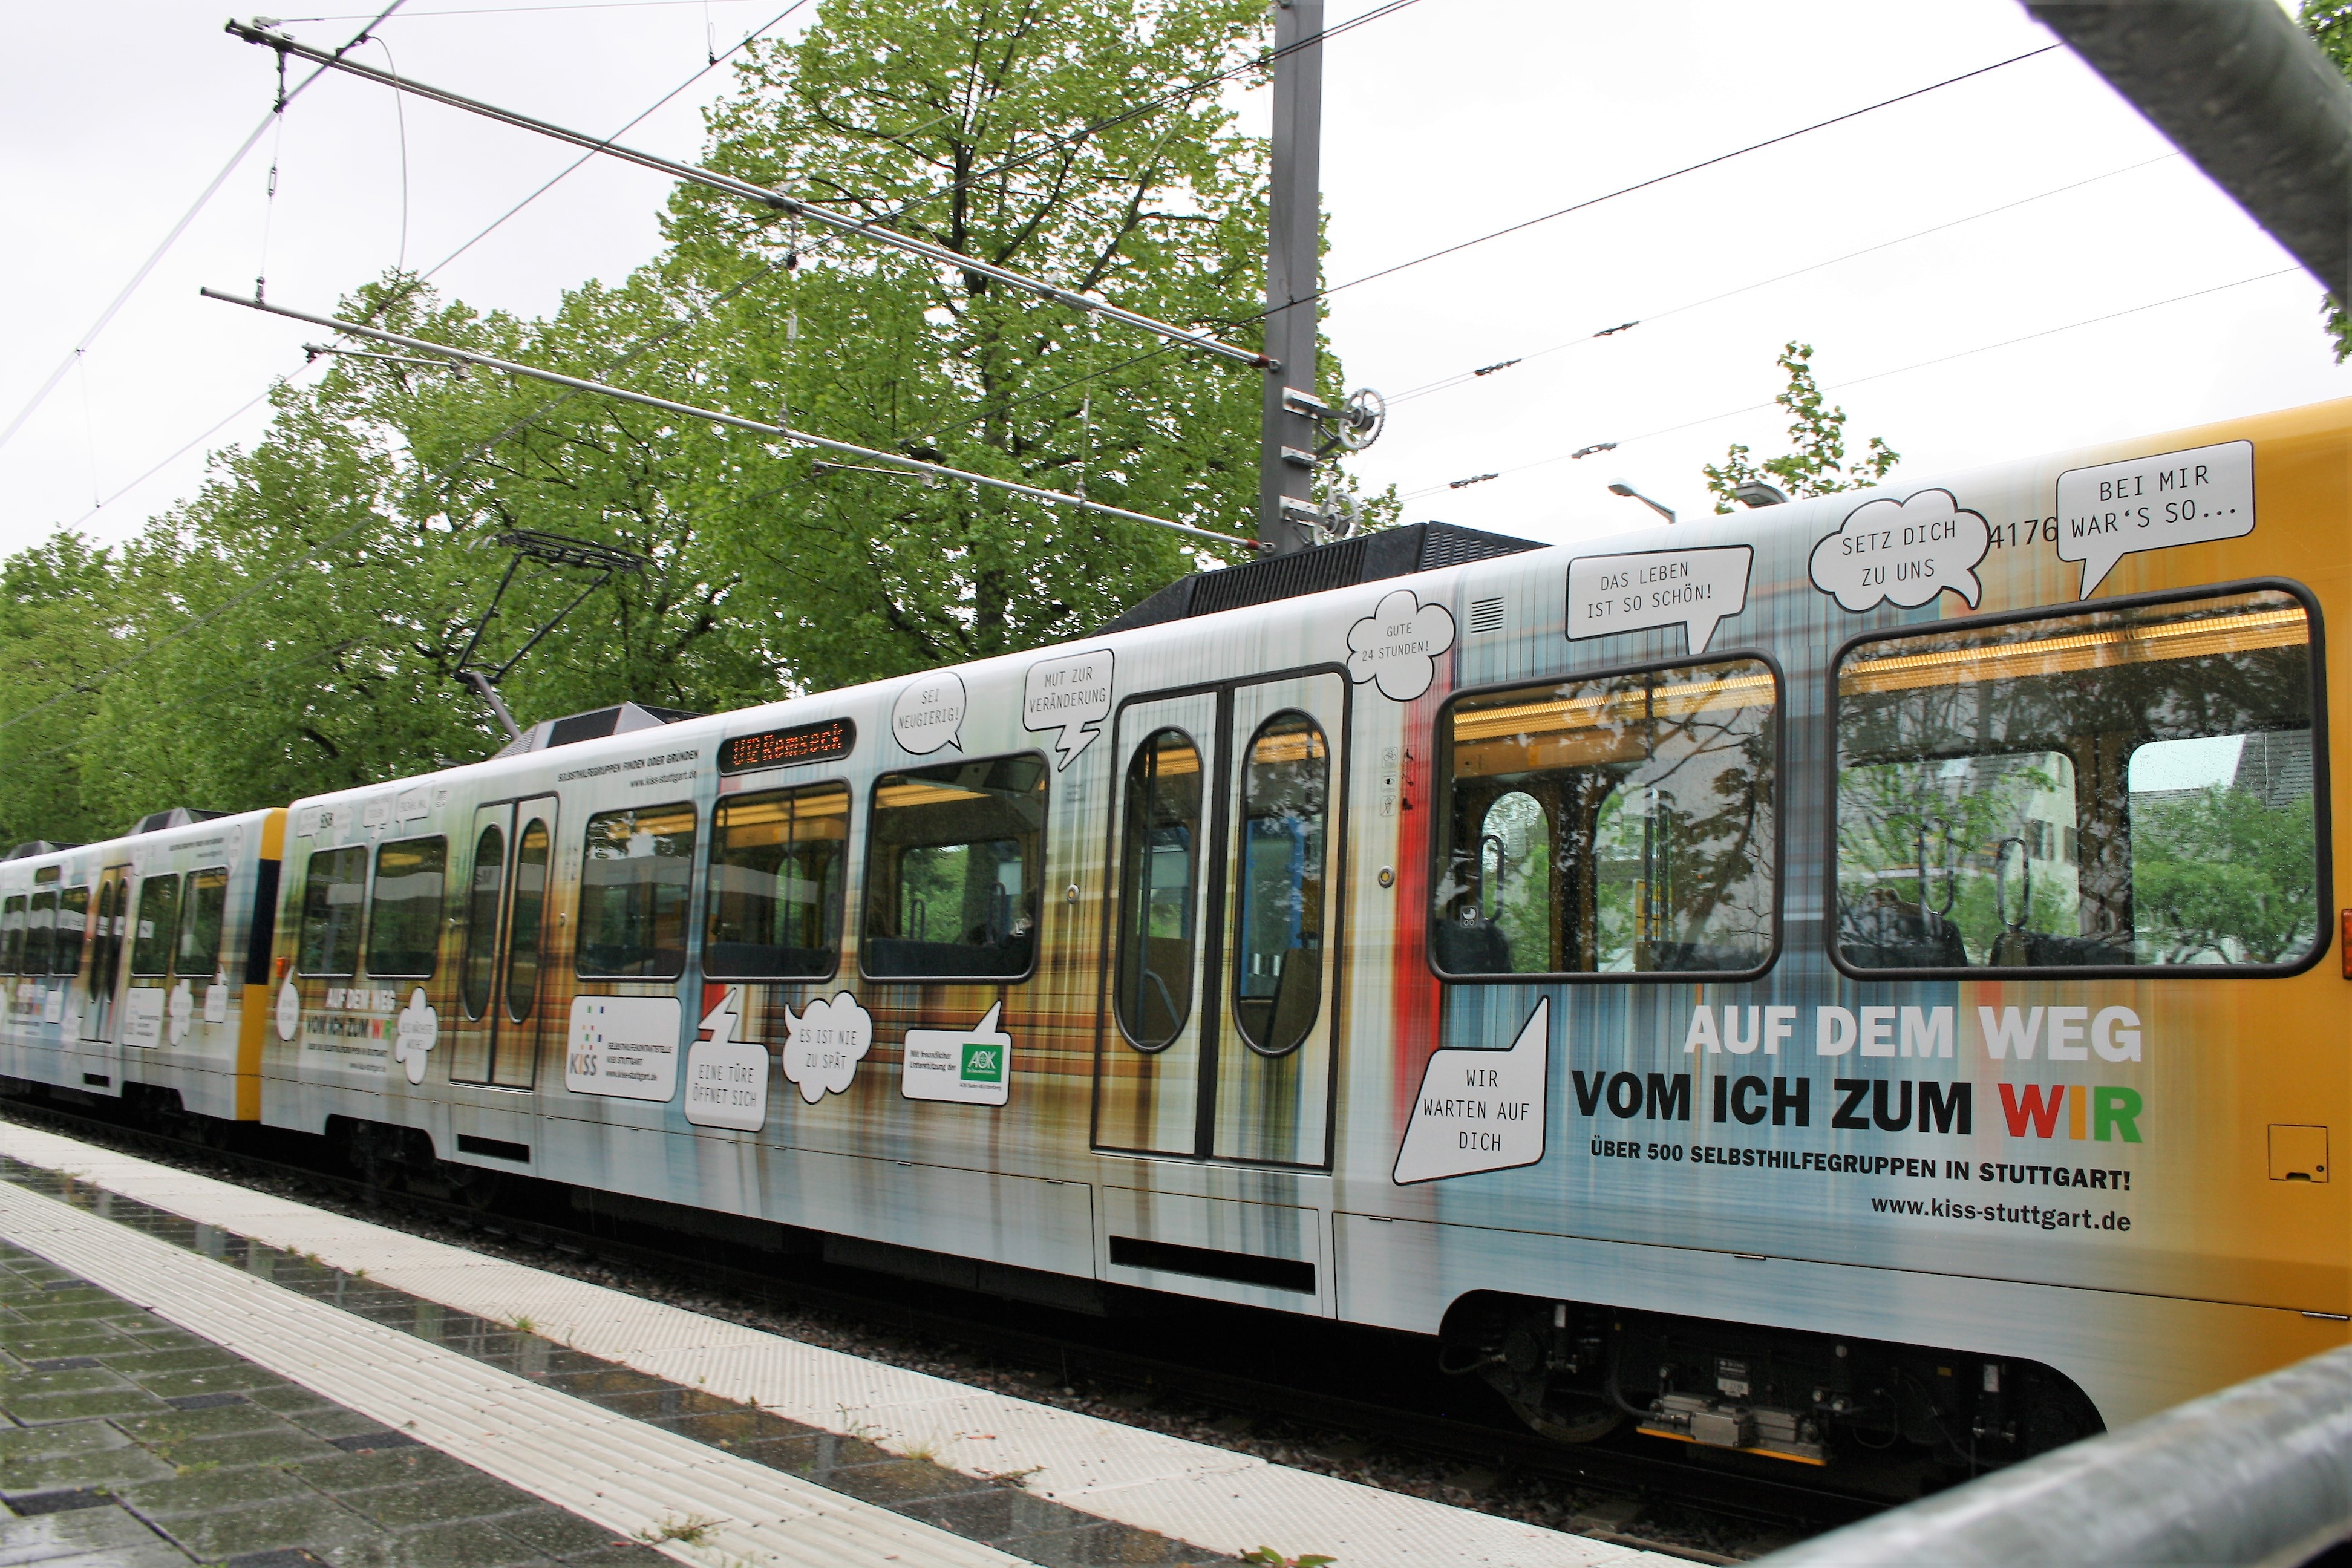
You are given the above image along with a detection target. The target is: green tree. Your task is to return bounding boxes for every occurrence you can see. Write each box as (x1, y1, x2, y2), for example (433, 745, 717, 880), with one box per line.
(0, 534, 123, 848)
(667, 0, 1292, 688)
(2302, 1, 2352, 358)
(0, 0, 1358, 837)
(1702, 342, 1898, 512)
(2131, 785, 2318, 963)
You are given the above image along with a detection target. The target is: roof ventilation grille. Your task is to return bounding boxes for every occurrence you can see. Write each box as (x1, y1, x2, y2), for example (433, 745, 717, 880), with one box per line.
(1098, 521, 1542, 634)
(492, 701, 704, 758)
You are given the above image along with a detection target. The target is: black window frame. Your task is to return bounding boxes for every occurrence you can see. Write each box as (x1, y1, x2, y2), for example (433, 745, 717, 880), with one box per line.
(0, 893, 24, 975)
(573, 800, 698, 982)
(25, 889, 57, 976)
(860, 750, 1050, 984)
(54, 886, 89, 976)
(1826, 576, 2331, 982)
(175, 866, 232, 982)
(1111, 725, 1208, 1054)
(1428, 647, 1787, 985)
(701, 779, 852, 982)
(127, 872, 182, 978)
(365, 834, 448, 980)
(295, 846, 371, 979)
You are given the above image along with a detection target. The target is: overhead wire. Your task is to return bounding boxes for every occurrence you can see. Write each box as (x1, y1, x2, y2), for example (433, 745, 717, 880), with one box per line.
(0, 1, 408, 460)
(27, 0, 1352, 722)
(16, 0, 815, 732)
(1385, 152, 2187, 405)
(1239, 41, 2063, 333)
(424, 0, 1425, 480)
(377, 38, 411, 273)
(1399, 266, 2304, 503)
(282, 0, 766, 19)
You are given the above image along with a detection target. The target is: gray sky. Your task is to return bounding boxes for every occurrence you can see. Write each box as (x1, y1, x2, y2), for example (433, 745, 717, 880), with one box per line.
(2, 0, 2342, 558)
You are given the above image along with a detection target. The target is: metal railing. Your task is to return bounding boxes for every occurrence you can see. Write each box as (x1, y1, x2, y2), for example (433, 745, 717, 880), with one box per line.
(1756, 1343, 2352, 1567)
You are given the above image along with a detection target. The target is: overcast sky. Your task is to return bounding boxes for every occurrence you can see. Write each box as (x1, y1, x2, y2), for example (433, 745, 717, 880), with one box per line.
(2, 0, 2342, 560)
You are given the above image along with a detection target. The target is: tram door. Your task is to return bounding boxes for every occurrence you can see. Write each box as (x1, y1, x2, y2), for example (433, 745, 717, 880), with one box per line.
(1094, 673, 1345, 1168)
(80, 865, 129, 1046)
(448, 796, 558, 1089)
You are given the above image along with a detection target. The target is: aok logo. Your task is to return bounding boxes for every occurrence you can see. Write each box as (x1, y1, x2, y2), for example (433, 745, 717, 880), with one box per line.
(960, 1040, 1004, 1085)
(1999, 1083, 2142, 1143)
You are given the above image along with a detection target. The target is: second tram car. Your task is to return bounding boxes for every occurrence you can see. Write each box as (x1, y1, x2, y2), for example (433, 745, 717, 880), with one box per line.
(5, 396, 2349, 1476)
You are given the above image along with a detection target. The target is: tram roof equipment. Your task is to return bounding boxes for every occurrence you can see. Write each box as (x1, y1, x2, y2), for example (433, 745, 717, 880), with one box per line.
(490, 700, 704, 759)
(1100, 520, 1542, 633)
(127, 806, 227, 835)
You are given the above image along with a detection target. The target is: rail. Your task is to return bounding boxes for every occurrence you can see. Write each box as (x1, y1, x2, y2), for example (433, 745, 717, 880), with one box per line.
(1754, 1341, 2352, 1567)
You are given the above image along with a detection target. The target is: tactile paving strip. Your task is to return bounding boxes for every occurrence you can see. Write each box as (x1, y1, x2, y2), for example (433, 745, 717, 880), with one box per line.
(0, 1175, 1027, 1568)
(0, 1121, 1673, 1567)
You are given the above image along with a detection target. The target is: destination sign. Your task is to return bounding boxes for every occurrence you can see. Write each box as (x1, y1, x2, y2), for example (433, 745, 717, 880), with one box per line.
(717, 717, 855, 776)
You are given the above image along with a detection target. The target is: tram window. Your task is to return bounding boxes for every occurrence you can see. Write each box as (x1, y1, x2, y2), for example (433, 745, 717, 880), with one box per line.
(129, 875, 180, 976)
(1233, 713, 1329, 1054)
(1, 896, 22, 974)
(1113, 729, 1203, 1050)
(26, 891, 56, 975)
(460, 825, 504, 1018)
(55, 887, 88, 975)
(367, 837, 445, 978)
(1834, 588, 2321, 971)
(577, 803, 696, 979)
(1433, 659, 1779, 978)
(863, 754, 1046, 979)
(704, 783, 848, 979)
(176, 869, 229, 980)
(504, 818, 549, 1022)
(296, 848, 368, 977)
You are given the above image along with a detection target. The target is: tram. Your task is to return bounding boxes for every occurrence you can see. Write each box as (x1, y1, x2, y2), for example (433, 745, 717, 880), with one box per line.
(5, 396, 2347, 1477)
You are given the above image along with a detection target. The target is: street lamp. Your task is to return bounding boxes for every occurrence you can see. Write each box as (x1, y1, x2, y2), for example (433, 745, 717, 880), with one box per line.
(1607, 480, 1676, 525)
(1732, 480, 1789, 508)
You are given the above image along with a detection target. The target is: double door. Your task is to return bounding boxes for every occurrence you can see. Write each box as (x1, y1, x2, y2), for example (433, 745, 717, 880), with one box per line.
(448, 796, 557, 1089)
(1093, 671, 1346, 1168)
(80, 865, 129, 1047)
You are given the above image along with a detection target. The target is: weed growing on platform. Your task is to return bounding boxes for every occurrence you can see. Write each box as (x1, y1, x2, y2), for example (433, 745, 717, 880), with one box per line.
(982, 1465, 1044, 1490)
(1240, 1549, 1334, 1568)
(639, 1512, 719, 1546)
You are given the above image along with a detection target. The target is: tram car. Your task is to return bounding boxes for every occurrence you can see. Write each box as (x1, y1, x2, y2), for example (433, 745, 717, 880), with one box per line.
(5, 396, 2349, 1478)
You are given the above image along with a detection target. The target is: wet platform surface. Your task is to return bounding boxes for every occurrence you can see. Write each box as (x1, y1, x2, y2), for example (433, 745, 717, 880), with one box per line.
(0, 1157, 1208, 1566)
(1, 1122, 1673, 1568)
(1, 1237, 675, 1566)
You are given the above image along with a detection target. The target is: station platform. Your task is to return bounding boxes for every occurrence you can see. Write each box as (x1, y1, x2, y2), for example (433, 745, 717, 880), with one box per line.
(0, 1122, 1679, 1568)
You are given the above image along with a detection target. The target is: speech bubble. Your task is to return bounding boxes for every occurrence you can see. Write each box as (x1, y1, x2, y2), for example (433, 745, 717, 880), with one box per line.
(685, 983, 769, 1131)
(2056, 439, 2254, 598)
(1568, 545, 1752, 654)
(1808, 488, 1988, 612)
(1023, 648, 1114, 769)
(393, 987, 438, 1086)
(779, 990, 873, 1103)
(890, 671, 965, 755)
(1347, 587, 1457, 702)
(901, 1001, 1014, 1106)
(1392, 998, 1549, 1185)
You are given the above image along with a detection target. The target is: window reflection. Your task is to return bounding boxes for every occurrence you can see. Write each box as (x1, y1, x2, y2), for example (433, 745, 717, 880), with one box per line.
(1834, 590, 2319, 970)
(1434, 660, 1778, 976)
(1233, 712, 1327, 1055)
(1115, 729, 1202, 1050)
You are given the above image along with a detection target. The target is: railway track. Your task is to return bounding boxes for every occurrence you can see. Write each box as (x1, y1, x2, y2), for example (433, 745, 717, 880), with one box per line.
(1, 1090, 1896, 1561)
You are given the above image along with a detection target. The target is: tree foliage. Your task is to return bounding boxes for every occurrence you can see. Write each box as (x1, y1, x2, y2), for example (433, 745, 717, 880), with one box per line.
(0, 0, 1355, 846)
(2300, 1, 2352, 358)
(1702, 342, 1898, 513)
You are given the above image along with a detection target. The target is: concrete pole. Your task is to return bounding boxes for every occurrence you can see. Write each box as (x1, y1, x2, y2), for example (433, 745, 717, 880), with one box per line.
(1258, 0, 1325, 555)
